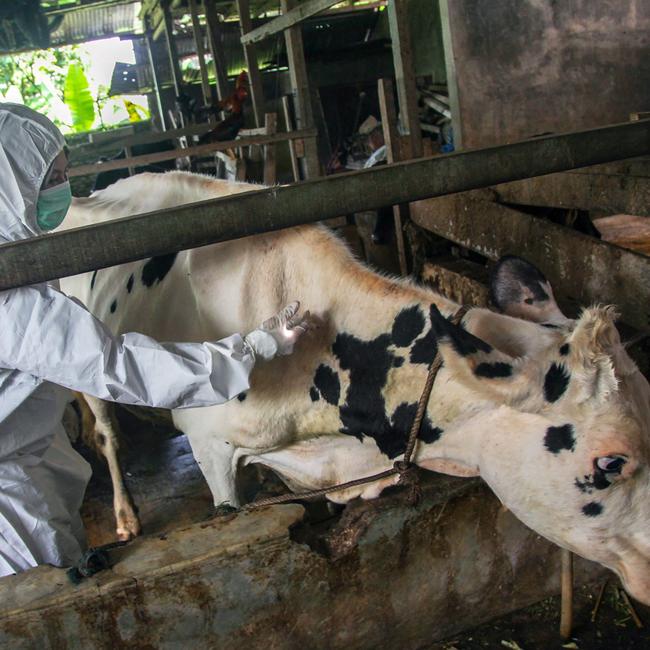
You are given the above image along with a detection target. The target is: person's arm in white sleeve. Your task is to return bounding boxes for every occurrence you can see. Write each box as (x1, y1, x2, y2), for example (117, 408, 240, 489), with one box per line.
(0, 284, 308, 410)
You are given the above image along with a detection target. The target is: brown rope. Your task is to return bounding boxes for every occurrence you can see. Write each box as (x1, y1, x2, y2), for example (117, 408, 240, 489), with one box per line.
(244, 305, 468, 510)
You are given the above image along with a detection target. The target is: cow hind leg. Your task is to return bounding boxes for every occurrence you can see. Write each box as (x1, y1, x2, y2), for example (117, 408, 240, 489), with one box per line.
(75, 392, 141, 540)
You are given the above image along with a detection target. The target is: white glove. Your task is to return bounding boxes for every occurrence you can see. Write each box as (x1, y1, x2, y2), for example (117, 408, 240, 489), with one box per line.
(244, 301, 311, 361)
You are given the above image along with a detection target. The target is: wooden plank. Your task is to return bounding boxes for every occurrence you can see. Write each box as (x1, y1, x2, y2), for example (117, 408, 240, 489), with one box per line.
(205, 0, 229, 104)
(421, 258, 490, 308)
(593, 214, 650, 255)
(493, 171, 650, 217)
(69, 129, 317, 177)
(241, 0, 341, 45)
(387, 0, 422, 158)
(410, 193, 650, 330)
(282, 95, 300, 182)
(282, 0, 320, 178)
(263, 112, 278, 185)
(378, 77, 408, 275)
(188, 0, 213, 106)
(8, 119, 650, 291)
(236, 0, 266, 127)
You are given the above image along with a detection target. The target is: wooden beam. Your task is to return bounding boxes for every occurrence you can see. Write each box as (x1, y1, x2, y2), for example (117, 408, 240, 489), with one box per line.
(6, 119, 650, 292)
(282, 0, 320, 179)
(204, 0, 229, 103)
(188, 0, 213, 106)
(410, 193, 650, 330)
(387, 0, 422, 158)
(236, 0, 266, 127)
(241, 0, 341, 45)
(378, 77, 409, 275)
(69, 129, 317, 177)
(68, 124, 216, 159)
(493, 171, 650, 217)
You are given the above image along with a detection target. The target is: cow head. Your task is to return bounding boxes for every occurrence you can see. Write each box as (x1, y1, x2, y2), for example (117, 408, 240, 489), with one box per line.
(432, 256, 650, 604)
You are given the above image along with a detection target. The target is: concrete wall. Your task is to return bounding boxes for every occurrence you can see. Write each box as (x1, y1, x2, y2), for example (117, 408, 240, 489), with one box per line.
(441, 0, 650, 147)
(1, 477, 605, 649)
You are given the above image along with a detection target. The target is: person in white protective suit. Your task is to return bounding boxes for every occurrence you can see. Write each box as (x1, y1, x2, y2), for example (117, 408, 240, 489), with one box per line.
(0, 103, 310, 577)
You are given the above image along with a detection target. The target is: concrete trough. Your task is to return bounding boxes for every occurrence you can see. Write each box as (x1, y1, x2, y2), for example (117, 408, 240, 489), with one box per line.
(0, 476, 604, 649)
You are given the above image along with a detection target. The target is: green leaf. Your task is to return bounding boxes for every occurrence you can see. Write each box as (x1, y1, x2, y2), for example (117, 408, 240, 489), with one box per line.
(63, 63, 95, 132)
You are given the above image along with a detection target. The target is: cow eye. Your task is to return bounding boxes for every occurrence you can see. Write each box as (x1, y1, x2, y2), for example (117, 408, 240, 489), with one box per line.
(596, 455, 627, 475)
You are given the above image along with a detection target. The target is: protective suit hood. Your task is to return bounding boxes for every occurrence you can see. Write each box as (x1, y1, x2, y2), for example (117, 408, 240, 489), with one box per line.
(0, 103, 65, 242)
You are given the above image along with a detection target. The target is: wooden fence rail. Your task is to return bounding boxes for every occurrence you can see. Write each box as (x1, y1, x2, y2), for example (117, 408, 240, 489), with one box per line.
(69, 129, 317, 177)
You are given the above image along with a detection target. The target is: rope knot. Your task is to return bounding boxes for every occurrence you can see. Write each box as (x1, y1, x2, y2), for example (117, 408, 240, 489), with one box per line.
(393, 460, 411, 474)
(394, 461, 422, 507)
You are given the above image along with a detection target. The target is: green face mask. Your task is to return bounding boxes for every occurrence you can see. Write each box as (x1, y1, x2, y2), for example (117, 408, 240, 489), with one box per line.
(36, 180, 72, 231)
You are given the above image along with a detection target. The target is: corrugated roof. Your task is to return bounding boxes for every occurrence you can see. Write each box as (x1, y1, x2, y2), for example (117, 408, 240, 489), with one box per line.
(49, 2, 143, 45)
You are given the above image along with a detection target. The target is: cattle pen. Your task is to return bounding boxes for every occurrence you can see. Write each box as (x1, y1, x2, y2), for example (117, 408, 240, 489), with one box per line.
(2, 2, 650, 650)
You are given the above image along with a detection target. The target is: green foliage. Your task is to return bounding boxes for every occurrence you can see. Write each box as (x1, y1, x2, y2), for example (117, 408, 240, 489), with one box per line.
(63, 63, 95, 132)
(0, 46, 84, 129)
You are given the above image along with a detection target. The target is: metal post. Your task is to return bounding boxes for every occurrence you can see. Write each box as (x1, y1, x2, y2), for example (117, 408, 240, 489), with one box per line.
(2, 120, 650, 290)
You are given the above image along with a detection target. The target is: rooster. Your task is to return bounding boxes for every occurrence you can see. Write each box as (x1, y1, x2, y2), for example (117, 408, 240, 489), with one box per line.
(199, 71, 249, 143)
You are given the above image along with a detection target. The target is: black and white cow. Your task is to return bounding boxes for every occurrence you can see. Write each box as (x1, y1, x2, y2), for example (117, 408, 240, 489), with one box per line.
(60, 171, 650, 605)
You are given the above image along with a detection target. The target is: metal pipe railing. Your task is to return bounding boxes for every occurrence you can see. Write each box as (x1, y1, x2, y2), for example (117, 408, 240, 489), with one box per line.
(1, 118, 649, 291)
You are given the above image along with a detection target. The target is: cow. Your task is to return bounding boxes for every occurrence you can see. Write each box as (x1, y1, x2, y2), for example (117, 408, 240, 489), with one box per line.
(59, 171, 650, 605)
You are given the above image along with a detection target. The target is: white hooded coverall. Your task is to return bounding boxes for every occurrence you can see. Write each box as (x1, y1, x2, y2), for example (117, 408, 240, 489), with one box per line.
(0, 104, 256, 576)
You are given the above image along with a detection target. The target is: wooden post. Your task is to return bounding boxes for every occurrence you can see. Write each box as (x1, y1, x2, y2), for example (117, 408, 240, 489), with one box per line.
(281, 0, 320, 179)
(378, 77, 409, 275)
(263, 112, 278, 185)
(560, 549, 574, 640)
(145, 30, 166, 130)
(387, 0, 422, 158)
(204, 0, 229, 105)
(282, 95, 301, 182)
(188, 0, 213, 107)
(161, 0, 183, 98)
(438, 0, 462, 149)
(236, 0, 266, 127)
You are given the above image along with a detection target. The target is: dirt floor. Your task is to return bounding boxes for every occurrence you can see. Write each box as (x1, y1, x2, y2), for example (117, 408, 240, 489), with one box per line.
(78, 405, 650, 650)
(427, 582, 650, 650)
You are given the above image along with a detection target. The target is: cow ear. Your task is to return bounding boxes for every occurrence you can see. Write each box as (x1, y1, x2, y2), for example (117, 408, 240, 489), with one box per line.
(429, 305, 522, 401)
(490, 255, 569, 326)
(568, 306, 620, 401)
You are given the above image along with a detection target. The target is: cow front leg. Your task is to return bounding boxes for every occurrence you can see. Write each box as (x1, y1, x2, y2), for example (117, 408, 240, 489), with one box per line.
(76, 393, 142, 540)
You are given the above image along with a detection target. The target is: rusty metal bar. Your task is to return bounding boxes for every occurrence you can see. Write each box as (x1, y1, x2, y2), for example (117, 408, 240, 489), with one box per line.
(1, 119, 649, 291)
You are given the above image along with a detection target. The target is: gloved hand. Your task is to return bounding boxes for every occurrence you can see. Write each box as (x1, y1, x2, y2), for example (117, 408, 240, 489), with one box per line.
(244, 301, 311, 361)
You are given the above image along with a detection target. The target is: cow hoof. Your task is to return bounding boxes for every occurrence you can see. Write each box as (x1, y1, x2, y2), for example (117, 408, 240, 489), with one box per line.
(116, 515, 142, 541)
(214, 503, 239, 516)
